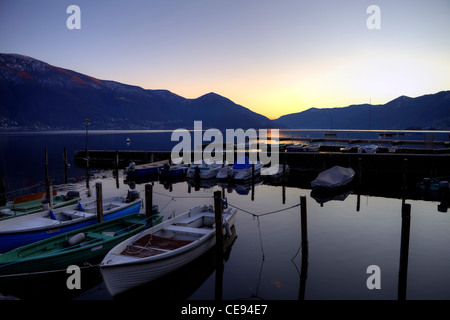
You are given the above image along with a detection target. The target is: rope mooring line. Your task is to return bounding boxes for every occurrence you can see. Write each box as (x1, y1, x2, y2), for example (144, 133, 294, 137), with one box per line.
(0, 262, 100, 278)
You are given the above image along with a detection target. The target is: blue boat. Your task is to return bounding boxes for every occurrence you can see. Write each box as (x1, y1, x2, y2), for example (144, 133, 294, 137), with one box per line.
(231, 156, 263, 181)
(125, 160, 169, 177)
(159, 163, 189, 178)
(0, 191, 143, 253)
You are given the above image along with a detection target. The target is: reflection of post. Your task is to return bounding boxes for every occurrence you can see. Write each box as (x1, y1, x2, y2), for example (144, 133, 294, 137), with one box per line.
(0, 174, 6, 206)
(299, 195, 309, 300)
(282, 154, 286, 204)
(44, 148, 51, 204)
(358, 157, 362, 185)
(115, 150, 119, 189)
(214, 190, 224, 301)
(251, 163, 255, 201)
(357, 158, 361, 212)
(85, 148, 90, 192)
(85, 119, 90, 191)
(398, 203, 411, 300)
(46, 176, 53, 209)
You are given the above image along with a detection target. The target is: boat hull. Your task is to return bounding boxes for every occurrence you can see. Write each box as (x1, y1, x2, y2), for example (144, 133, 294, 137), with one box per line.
(100, 206, 237, 296)
(0, 213, 152, 277)
(101, 233, 217, 296)
(232, 163, 263, 181)
(0, 195, 80, 221)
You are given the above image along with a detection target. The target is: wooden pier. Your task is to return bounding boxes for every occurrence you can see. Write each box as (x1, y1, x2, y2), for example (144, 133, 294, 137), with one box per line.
(281, 136, 450, 148)
(73, 147, 450, 201)
(74, 148, 450, 179)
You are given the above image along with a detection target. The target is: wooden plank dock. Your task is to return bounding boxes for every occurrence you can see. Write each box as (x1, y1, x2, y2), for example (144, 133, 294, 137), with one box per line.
(74, 148, 450, 178)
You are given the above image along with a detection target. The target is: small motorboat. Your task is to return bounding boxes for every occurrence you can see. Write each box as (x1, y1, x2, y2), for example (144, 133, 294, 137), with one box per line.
(311, 166, 355, 190)
(186, 162, 222, 179)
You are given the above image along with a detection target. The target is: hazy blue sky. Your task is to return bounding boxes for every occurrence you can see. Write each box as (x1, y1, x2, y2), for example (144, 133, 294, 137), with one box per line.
(1, 0, 449, 119)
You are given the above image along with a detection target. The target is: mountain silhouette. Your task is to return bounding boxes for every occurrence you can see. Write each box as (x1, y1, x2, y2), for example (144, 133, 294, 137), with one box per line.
(273, 91, 450, 130)
(1, 53, 449, 131)
(0, 53, 275, 130)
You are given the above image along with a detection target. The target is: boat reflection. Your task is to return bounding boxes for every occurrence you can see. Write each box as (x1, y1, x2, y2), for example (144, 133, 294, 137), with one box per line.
(310, 188, 352, 206)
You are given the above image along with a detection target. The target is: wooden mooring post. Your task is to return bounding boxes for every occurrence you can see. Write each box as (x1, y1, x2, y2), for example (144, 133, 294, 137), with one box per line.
(96, 182, 103, 223)
(85, 148, 90, 191)
(64, 147, 69, 184)
(300, 195, 308, 254)
(145, 184, 153, 219)
(398, 203, 411, 300)
(213, 190, 224, 301)
(214, 190, 224, 250)
(299, 195, 309, 300)
(45, 176, 53, 209)
(44, 147, 49, 181)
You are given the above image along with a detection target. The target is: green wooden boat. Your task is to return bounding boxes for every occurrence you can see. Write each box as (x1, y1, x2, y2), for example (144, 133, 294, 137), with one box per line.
(0, 191, 81, 221)
(0, 212, 162, 277)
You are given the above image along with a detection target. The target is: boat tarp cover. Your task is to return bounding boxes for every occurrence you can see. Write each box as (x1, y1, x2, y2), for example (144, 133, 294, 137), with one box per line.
(233, 156, 252, 170)
(311, 166, 355, 189)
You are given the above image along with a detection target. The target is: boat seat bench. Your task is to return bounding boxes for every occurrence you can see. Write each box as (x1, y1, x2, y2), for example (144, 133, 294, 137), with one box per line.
(164, 225, 211, 235)
(62, 210, 95, 219)
(176, 212, 215, 225)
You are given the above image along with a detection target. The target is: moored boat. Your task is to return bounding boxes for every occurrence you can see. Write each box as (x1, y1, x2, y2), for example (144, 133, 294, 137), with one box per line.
(358, 144, 378, 154)
(158, 162, 189, 178)
(0, 212, 160, 277)
(186, 162, 222, 179)
(304, 143, 321, 152)
(100, 204, 237, 296)
(124, 160, 169, 177)
(262, 164, 289, 179)
(216, 166, 234, 180)
(0, 190, 143, 253)
(231, 156, 263, 181)
(0, 190, 81, 221)
(286, 144, 305, 152)
(311, 166, 355, 190)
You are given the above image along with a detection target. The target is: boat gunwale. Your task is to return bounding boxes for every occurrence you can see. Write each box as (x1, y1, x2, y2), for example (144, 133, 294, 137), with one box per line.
(0, 198, 143, 235)
(101, 207, 236, 269)
(0, 213, 149, 267)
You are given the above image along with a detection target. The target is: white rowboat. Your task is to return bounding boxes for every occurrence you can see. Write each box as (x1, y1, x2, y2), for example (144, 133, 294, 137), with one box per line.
(100, 205, 237, 296)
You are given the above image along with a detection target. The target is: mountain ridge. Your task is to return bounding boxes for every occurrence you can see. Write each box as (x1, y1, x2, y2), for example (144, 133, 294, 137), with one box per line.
(0, 53, 275, 130)
(1, 53, 449, 131)
(273, 90, 450, 130)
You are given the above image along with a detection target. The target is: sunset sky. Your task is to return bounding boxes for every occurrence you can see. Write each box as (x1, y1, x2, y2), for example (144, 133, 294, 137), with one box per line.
(1, 0, 449, 119)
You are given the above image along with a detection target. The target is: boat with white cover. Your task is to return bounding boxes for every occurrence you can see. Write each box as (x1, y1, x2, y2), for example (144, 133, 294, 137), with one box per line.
(186, 162, 223, 179)
(311, 166, 355, 190)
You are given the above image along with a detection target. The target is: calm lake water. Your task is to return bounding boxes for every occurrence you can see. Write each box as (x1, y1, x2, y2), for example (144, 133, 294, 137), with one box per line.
(1, 130, 450, 302)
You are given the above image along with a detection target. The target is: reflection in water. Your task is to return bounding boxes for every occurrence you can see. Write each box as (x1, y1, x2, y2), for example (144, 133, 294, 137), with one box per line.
(398, 203, 411, 300)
